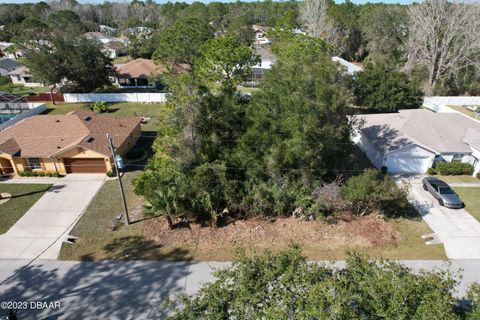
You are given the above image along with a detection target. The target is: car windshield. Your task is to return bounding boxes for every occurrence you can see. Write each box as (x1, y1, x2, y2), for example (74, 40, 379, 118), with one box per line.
(439, 187, 454, 194)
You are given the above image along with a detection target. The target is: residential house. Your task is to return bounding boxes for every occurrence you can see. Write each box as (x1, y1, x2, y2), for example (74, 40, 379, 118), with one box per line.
(0, 58, 20, 76)
(101, 41, 126, 59)
(332, 56, 363, 75)
(8, 66, 44, 87)
(353, 109, 480, 175)
(252, 25, 271, 45)
(244, 46, 276, 86)
(114, 58, 187, 88)
(0, 110, 141, 175)
(84, 32, 116, 44)
(0, 42, 17, 59)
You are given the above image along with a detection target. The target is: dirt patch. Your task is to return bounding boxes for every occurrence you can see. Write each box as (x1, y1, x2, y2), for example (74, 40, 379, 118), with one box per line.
(142, 215, 398, 260)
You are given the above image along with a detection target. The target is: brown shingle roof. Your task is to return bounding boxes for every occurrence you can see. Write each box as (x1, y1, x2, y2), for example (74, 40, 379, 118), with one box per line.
(0, 112, 140, 158)
(116, 58, 189, 79)
(0, 138, 20, 156)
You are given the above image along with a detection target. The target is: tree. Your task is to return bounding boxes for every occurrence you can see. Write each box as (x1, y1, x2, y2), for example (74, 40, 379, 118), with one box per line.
(360, 5, 408, 65)
(236, 44, 351, 216)
(300, 0, 329, 38)
(405, 0, 480, 94)
(167, 245, 473, 319)
(152, 17, 214, 69)
(23, 35, 113, 92)
(353, 63, 423, 112)
(196, 34, 259, 91)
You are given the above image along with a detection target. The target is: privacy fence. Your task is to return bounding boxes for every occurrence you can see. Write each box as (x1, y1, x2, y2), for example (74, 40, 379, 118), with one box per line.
(63, 93, 168, 103)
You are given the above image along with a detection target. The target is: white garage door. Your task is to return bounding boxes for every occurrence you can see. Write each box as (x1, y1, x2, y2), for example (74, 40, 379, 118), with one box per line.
(386, 155, 431, 173)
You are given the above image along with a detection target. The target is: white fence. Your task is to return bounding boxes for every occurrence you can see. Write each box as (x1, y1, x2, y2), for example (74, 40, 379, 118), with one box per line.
(63, 93, 167, 103)
(424, 96, 480, 106)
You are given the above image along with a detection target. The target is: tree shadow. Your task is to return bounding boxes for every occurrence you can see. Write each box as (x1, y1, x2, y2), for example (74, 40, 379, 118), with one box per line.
(9, 185, 55, 199)
(0, 243, 193, 319)
(102, 235, 192, 261)
(124, 131, 157, 173)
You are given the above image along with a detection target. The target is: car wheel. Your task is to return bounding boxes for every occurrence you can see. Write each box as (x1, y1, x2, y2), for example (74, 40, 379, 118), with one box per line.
(423, 184, 428, 191)
(438, 199, 444, 206)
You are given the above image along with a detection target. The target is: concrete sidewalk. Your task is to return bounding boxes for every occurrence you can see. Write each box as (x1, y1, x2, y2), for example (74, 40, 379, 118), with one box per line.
(0, 259, 479, 320)
(0, 174, 105, 260)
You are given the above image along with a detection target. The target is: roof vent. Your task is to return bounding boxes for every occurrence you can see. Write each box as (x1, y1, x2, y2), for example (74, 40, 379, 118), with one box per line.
(84, 116, 92, 122)
(56, 119, 60, 123)
(86, 137, 95, 143)
(57, 146, 61, 149)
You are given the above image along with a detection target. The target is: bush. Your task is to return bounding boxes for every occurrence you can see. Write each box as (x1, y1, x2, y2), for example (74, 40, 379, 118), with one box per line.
(18, 172, 27, 177)
(106, 170, 114, 177)
(436, 161, 474, 175)
(477, 172, 480, 180)
(341, 169, 411, 217)
(427, 167, 436, 175)
(38, 172, 45, 177)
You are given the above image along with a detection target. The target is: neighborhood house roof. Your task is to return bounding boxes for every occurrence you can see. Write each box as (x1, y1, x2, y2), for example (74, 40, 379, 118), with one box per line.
(84, 32, 115, 41)
(255, 46, 276, 62)
(332, 57, 363, 74)
(356, 109, 480, 155)
(7, 66, 31, 76)
(116, 58, 188, 79)
(0, 58, 20, 70)
(0, 111, 140, 158)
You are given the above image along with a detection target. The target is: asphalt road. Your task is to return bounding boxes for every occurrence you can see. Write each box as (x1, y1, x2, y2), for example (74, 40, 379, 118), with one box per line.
(0, 259, 479, 320)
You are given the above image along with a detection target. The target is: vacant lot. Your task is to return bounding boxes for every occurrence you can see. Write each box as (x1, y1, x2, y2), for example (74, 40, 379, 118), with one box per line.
(454, 187, 480, 221)
(59, 170, 446, 261)
(44, 102, 166, 131)
(0, 184, 51, 234)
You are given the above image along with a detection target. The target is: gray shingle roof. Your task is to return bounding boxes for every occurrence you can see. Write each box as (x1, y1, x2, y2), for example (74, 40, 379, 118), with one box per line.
(0, 58, 20, 70)
(356, 109, 480, 155)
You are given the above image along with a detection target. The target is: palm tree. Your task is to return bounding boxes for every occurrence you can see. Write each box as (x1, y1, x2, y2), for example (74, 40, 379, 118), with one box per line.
(143, 187, 178, 229)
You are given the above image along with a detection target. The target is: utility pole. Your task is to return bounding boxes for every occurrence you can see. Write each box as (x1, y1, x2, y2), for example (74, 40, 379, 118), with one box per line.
(107, 133, 130, 226)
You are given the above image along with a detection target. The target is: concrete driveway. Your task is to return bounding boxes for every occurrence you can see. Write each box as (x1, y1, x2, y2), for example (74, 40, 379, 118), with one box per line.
(0, 174, 105, 260)
(400, 175, 480, 259)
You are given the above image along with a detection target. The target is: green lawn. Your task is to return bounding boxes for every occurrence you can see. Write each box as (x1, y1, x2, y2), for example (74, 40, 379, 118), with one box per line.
(436, 175, 480, 184)
(453, 187, 480, 221)
(44, 102, 166, 131)
(0, 84, 50, 95)
(448, 105, 480, 121)
(0, 184, 51, 234)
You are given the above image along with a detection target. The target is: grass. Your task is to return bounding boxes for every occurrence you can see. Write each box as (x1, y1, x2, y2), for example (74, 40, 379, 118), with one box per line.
(43, 102, 166, 131)
(448, 105, 480, 121)
(0, 84, 50, 95)
(0, 184, 51, 234)
(435, 175, 480, 184)
(453, 187, 480, 221)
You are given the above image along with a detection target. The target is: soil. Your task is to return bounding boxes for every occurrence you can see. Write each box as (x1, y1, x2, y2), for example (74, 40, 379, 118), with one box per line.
(142, 214, 398, 260)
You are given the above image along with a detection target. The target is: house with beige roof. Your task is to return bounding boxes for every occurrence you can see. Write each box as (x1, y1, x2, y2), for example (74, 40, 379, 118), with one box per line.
(114, 58, 187, 89)
(0, 110, 141, 175)
(353, 109, 480, 175)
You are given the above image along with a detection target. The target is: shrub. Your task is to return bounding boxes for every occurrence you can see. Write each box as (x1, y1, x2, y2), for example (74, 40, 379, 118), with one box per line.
(436, 161, 474, 175)
(427, 167, 436, 175)
(18, 172, 27, 177)
(52, 172, 61, 178)
(23, 171, 32, 177)
(106, 170, 114, 177)
(38, 172, 45, 177)
(477, 172, 480, 180)
(341, 169, 411, 217)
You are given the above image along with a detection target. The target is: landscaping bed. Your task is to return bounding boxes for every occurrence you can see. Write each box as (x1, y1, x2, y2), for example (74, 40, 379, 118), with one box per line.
(0, 184, 51, 234)
(59, 172, 446, 261)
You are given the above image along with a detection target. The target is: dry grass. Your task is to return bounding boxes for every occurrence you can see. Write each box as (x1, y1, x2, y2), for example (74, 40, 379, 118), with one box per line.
(436, 175, 479, 184)
(453, 187, 480, 221)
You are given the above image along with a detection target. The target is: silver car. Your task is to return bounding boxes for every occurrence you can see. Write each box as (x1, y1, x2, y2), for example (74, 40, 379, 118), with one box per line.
(422, 177, 463, 209)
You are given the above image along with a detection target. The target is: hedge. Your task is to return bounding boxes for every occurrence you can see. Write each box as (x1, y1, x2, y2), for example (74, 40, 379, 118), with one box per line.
(435, 161, 474, 175)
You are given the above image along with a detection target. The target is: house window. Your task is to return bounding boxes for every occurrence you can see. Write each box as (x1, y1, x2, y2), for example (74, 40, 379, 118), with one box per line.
(27, 158, 42, 170)
(452, 154, 463, 162)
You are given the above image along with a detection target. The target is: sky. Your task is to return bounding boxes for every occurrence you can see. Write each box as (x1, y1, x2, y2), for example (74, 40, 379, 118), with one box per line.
(0, 0, 414, 4)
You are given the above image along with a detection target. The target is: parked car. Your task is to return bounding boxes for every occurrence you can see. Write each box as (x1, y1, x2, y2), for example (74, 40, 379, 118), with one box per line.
(422, 177, 463, 209)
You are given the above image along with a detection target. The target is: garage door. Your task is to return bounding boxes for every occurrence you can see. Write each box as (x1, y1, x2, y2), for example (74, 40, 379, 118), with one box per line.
(64, 158, 107, 173)
(386, 155, 431, 174)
